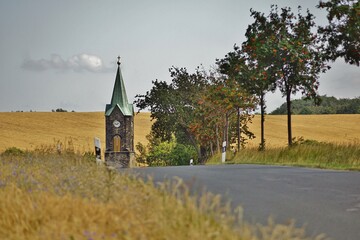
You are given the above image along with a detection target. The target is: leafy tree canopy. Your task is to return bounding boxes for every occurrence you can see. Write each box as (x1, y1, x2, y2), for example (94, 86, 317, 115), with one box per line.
(271, 95, 360, 114)
(318, 0, 360, 66)
(135, 65, 257, 162)
(244, 5, 330, 146)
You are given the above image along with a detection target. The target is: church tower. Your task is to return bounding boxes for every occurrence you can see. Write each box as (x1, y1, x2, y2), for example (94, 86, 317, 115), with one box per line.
(105, 57, 134, 167)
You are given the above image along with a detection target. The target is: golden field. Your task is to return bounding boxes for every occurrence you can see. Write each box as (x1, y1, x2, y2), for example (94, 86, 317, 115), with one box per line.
(0, 112, 359, 152)
(0, 112, 152, 153)
(248, 114, 360, 148)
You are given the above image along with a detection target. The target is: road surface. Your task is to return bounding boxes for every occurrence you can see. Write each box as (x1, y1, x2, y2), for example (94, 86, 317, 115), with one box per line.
(126, 164, 360, 240)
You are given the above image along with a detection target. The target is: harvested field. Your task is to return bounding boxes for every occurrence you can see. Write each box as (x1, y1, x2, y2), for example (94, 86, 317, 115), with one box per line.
(0, 112, 359, 152)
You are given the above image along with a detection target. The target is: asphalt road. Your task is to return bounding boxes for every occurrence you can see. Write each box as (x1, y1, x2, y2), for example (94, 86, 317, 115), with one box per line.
(126, 164, 360, 240)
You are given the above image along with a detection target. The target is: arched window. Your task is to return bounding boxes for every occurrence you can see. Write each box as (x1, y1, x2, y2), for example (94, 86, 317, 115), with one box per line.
(113, 135, 121, 152)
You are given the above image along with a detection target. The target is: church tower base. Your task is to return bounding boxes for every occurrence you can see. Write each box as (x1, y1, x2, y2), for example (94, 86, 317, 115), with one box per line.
(105, 151, 135, 168)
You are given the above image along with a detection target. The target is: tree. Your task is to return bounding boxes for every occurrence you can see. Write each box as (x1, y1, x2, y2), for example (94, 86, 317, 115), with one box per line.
(205, 69, 256, 152)
(54, 108, 67, 112)
(188, 84, 223, 156)
(247, 6, 329, 146)
(317, 0, 360, 66)
(218, 21, 277, 151)
(270, 95, 360, 114)
(136, 65, 256, 163)
(135, 66, 209, 162)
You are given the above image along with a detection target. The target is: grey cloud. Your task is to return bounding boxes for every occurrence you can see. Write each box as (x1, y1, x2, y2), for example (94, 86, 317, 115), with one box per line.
(22, 54, 112, 73)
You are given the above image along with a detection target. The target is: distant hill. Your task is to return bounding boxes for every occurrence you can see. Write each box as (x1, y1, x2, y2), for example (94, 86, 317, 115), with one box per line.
(270, 96, 360, 115)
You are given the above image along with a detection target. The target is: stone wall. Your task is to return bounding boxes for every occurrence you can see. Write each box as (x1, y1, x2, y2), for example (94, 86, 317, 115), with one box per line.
(105, 151, 135, 168)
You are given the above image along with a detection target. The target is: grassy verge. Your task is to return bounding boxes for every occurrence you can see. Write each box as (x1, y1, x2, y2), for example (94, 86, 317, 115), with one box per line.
(0, 148, 326, 239)
(208, 142, 360, 170)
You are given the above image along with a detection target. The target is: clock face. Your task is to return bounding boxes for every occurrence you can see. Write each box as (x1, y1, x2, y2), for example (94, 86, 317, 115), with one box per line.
(113, 120, 120, 128)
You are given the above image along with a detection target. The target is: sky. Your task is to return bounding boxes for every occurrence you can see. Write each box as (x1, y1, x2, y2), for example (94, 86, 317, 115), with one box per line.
(0, 0, 359, 113)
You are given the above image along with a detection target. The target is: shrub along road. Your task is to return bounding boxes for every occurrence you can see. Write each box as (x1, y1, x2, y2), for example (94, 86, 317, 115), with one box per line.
(128, 164, 360, 240)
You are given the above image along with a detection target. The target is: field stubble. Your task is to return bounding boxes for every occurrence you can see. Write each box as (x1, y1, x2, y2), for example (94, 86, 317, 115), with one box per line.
(0, 112, 359, 153)
(247, 114, 360, 148)
(0, 112, 152, 153)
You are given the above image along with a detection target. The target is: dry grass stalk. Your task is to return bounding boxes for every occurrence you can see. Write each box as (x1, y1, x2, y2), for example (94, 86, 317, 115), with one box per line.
(0, 150, 326, 240)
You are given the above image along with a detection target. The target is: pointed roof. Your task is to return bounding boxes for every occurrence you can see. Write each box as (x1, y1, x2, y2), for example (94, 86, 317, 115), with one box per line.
(105, 57, 134, 116)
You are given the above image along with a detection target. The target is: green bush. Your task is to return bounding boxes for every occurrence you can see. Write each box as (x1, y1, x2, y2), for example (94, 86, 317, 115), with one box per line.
(147, 140, 175, 166)
(144, 137, 197, 166)
(292, 136, 324, 146)
(2, 147, 25, 156)
(169, 144, 197, 166)
(135, 142, 148, 164)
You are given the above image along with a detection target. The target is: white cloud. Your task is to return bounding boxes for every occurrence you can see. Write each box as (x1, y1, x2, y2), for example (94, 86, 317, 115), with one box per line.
(22, 54, 112, 73)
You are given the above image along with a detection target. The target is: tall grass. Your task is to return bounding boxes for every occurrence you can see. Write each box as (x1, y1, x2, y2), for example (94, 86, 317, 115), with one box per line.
(209, 141, 360, 170)
(0, 147, 326, 239)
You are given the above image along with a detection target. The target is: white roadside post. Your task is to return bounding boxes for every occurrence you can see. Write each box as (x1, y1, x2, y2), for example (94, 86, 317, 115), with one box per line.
(94, 137, 102, 164)
(221, 141, 226, 163)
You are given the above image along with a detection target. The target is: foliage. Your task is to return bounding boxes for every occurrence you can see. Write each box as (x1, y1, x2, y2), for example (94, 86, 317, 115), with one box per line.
(317, 0, 360, 66)
(271, 95, 360, 114)
(52, 108, 68, 112)
(243, 5, 329, 146)
(218, 38, 276, 150)
(135, 66, 208, 162)
(218, 5, 331, 149)
(135, 142, 148, 164)
(135, 66, 257, 163)
(138, 135, 197, 167)
(291, 136, 322, 146)
(2, 147, 26, 156)
(169, 142, 198, 166)
(192, 70, 257, 154)
(226, 108, 256, 150)
(147, 139, 176, 166)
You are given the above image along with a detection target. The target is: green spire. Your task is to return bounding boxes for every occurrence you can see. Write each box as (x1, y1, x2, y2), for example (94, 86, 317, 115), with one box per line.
(105, 57, 134, 116)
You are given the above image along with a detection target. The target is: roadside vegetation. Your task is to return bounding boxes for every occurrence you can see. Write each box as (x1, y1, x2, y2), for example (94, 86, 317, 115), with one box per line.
(0, 146, 326, 240)
(208, 140, 360, 170)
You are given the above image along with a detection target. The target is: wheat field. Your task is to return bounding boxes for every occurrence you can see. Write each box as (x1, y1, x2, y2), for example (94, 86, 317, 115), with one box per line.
(0, 112, 152, 153)
(0, 112, 359, 152)
(248, 114, 360, 148)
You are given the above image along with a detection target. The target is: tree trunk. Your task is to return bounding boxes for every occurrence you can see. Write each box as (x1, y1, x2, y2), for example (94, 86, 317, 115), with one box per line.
(222, 114, 229, 156)
(286, 90, 292, 146)
(183, 127, 202, 162)
(260, 93, 265, 151)
(216, 125, 220, 153)
(237, 107, 241, 152)
(225, 113, 229, 148)
(200, 146, 207, 163)
(226, 114, 229, 146)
